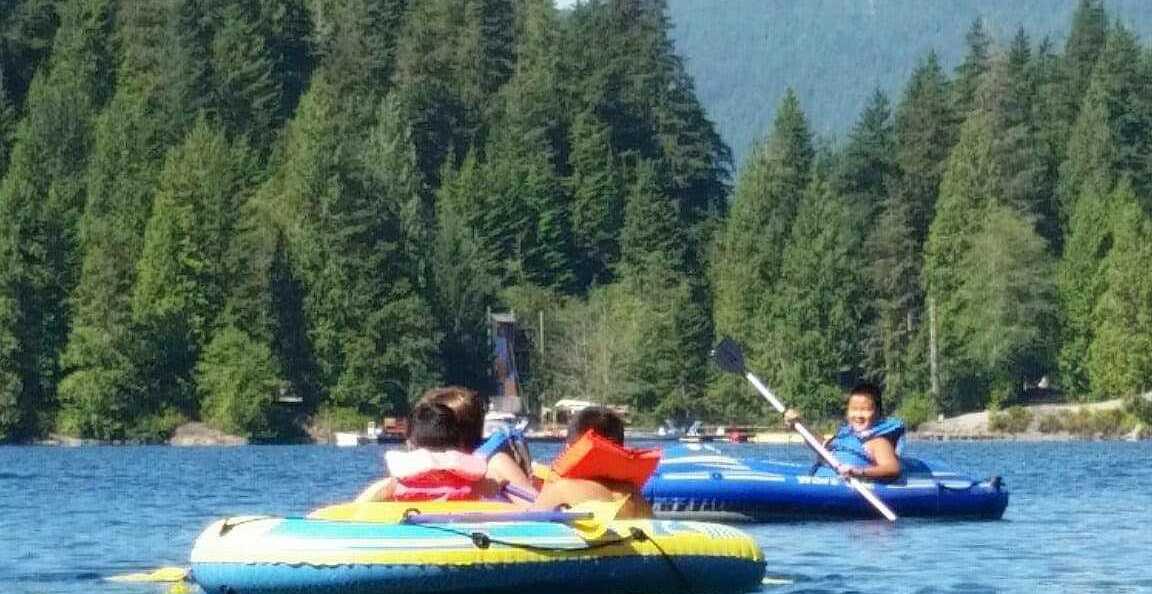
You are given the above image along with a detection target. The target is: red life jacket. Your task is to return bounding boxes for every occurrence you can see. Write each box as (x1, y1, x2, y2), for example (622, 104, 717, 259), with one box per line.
(385, 449, 488, 501)
(550, 430, 661, 489)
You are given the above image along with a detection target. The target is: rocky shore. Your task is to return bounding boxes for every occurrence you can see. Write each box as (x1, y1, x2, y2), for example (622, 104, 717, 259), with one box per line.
(912, 397, 1149, 441)
(168, 422, 248, 446)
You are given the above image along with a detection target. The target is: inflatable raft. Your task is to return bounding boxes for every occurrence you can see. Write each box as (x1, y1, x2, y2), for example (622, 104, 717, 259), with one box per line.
(190, 503, 765, 594)
(643, 449, 1008, 521)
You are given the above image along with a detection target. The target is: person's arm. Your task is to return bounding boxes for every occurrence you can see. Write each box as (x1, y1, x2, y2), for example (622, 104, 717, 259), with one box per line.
(784, 409, 833, 448)
(353, 477, 396, 502)
(487, 451, 537, 502)
(845, 437, 901, 480)
(530, 478, 616, 511)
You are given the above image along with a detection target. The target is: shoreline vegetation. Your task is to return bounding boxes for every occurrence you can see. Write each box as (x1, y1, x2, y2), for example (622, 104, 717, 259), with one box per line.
(4, 1, 1152, 447)
(28, 394, 1151, 446)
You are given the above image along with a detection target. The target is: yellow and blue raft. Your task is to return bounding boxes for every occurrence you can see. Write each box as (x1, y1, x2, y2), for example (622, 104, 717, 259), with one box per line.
(189, 502, 765, 594)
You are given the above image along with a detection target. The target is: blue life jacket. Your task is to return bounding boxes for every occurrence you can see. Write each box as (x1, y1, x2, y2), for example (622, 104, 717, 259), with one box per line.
(827, 417, 905, 467)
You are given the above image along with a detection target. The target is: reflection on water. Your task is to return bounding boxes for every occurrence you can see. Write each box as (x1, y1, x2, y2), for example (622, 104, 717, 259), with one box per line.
(1, 441, 1150, 593)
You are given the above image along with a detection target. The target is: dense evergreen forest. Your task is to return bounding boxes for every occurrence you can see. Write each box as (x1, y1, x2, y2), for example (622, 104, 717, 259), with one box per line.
(1, 0, 1150, 443)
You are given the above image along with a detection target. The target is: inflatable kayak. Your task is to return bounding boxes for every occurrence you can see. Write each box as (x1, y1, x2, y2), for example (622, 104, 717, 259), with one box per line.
(190, 503, 765, 594)
(643, 448, 1008, 521)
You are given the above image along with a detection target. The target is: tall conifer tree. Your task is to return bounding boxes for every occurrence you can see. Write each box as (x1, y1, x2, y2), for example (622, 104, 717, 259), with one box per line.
(924, 100, 1002, 412)
(1062, 0, 1108, 127)
(58, 0, 200, 440)
(891, 51, 956, 247)
(0, 67, 16, 176)
(1087, 182, 1152, 399)
(131, 119, 257, 417)
(712, 90, 812, 407)
(568, 109, 625, 288)
(774, 175, 867, 417)
(0, 0, 114, 441)
(952, 18, 991, 118)
(432, 154, 501, 389)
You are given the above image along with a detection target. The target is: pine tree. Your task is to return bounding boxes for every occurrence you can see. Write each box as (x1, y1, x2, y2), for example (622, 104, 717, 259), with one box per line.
(1058, 171, 1115, 399)
(1025, 37, 1066, 248)
(432, 161, 501, 389)
(0, 66, 16, 176)
(618, 159, 704, 418)
(952, 18, 991, 118)
(0, 0, 59, 110)
(207, 1, 280, 147)
(774, 175, 867, 418)
(923, 104, 1001, 412)
(311, 0, 406, 101)
(837, 89, 901, 389)
(1053, 26, 1149, 397)
(197, 325, 284, 440)
(712, 90, 812, 380)
(984, 53, 1055, 247)
(253, 0, 312, 126)
(836, 89, 895, 221)
(952, 204, 1057, 405)
(481, 3, 575, 292)
(568, 109, 625, 288)
(348, 95, 441, 409)
(57, 0, 202, 440)
(0, 0, 115, 441)
(865, 192, 921, 401)
(131, 119, 257, 417)
(1087, 182, 1152, 399)
(277, 76, 439, 416)
(393, 0, 507, 181)
(1095, 24, 1152, 200)
(561, 0, 728, 249)
(1062, 0, 1108, 125)
(892, 51, 956, 247)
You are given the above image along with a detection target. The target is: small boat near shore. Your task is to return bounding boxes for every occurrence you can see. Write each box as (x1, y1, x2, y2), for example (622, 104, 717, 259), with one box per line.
(643, 446, 1008, 521)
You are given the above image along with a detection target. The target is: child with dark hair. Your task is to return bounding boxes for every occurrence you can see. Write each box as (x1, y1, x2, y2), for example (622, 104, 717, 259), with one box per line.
(354, 387, 535, 502)
(567, 406, 625, 445)
(530, 407, 655, 518)
(405, 401, 465, 451)
(784, 382, 903, 480)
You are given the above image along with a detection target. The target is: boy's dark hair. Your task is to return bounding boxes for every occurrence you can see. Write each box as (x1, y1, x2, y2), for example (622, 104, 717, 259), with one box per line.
(567, 406, 625, 445)
(407, 401, 465, 450)
(848, 382, 884, 416)
(419, 386, 484, 449)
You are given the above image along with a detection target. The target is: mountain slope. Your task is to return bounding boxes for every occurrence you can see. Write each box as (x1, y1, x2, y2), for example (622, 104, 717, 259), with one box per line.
(666, 0, 1152, 165)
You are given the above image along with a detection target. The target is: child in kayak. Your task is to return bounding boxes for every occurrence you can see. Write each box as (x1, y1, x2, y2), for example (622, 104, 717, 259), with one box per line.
(785, 382, 902, 480)
(354, 386, 535, 502)
(531, 407, 657, 519)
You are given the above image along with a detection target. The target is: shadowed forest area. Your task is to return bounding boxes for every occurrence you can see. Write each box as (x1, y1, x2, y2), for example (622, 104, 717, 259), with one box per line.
(1, 0, 1150, 443)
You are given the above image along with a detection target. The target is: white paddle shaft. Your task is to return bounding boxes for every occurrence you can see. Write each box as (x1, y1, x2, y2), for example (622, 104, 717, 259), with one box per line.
(746, 372, 898, 522)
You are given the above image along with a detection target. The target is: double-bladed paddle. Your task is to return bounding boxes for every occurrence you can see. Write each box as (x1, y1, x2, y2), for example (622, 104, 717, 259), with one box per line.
(711, 337, 898, 522)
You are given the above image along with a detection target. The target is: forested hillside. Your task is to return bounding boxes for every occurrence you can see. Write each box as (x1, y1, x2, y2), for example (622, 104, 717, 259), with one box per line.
(1, 0, 1151, 443)
(666, 0, 1152, 163)
(0, 0, 728, 442)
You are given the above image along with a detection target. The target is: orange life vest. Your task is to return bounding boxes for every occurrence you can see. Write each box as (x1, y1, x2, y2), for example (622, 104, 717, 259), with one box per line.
(550, 430, 661, 489)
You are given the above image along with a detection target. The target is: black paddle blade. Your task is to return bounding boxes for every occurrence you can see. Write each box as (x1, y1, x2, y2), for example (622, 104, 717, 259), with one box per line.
(711, 337, 746, 374)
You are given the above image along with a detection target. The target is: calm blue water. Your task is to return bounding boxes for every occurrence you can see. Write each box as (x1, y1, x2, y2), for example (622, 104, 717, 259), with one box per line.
(2, 440, 1150, 594)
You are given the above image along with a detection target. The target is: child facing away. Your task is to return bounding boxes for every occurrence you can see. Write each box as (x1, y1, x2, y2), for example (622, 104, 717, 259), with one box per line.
(354, 386, 535, 503)
(530, 407, 656, 519)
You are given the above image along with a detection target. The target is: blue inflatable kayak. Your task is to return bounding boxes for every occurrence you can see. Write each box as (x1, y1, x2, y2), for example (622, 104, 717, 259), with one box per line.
(642, 447, 1008, 521)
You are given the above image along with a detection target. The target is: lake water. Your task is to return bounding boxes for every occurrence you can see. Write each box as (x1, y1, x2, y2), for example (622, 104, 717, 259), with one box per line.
(2, 440, 1150, 594)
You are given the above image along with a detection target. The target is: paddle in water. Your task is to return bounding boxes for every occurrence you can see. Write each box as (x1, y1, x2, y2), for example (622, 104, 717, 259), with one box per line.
(711, 337, 898, 522)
